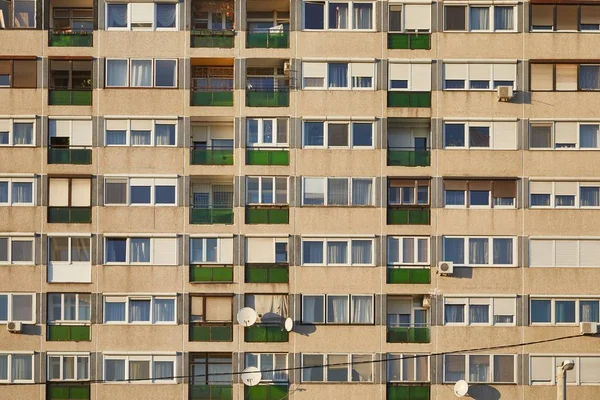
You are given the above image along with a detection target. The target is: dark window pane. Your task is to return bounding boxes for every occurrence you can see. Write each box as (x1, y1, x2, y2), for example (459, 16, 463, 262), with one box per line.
(445, 6, 466, 30)
(445, 124, 465, 147)
(328, 124, 348, 146)
(106, 239, 127, 262)
(131, 186, 151, 204)
(469, 126, 490, 147)
(305, 2, 324, 29)
(155, 186, 175, 204)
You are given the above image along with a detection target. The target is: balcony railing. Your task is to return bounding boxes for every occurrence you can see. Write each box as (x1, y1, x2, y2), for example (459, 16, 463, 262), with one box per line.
(190, 324, 233, 342)
(387, 384, 430, 400)
(387, 33, 431, 50)
(49, 30, 93, 47)
(191, 89, 234, 107)
(245, 206, 289, 224)
(245, 325, 289, 342)
(245, 263, 289, 283)
(191, 146, 234, 165)
(387, 147, 430, 167)
(48, 207, 92, 224)
(48, 146, 92, 165)
(245, 148, 289, 165)
(387, 268, 431, 284)
(190, 205, 234, 225)
(190, 265, 233, 282)
(246, 89, 289, 107)
(245, 384, 288, 400)
(387, 92, 431, 108)
(191, 29, 235, 48)
(247, 28, 289, 48)
(387, 206, 430, 225)
(47, 383, 91, 400)
(49, 89, 92, 106)
(387, 326, 430, 343)
(47, 325, 91, 341)
(190, 384, 233, 400)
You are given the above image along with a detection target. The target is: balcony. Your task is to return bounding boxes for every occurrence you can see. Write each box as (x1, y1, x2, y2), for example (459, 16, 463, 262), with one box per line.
(245, 206, 289, 224)
(191, 146, 234, 165)
(49, 90, 92, 106)
(191, 90, 234, 107)
(387, 268, 430, 284)
(387, 384, 430, 400)
(387, 207, 430, 225)
(245, 385, 288, 400)
(48, 146, 92, 165)
(190, 265, 233, 283)
(190, 324, 233, 342)
(387, 148, 430, 167)
(387, 33, 430, 50)
(387, 326, 430, 343)
(245, 263, 289, 283)
(190, 384, 233, 400)
(191, 29, 235, 48)
(47, 325, 91, 341)
(49, 30, 93, 47)
(245, 325, 288, 342)
(190, 206, 234, 224)
(247, 28, 289, 49)
(245, 148, 289, 165)
(388, 92, 431, 108)
(246, 89, 289, 107)
(47, 383, 90, 400)
(48, 207, 92, 224)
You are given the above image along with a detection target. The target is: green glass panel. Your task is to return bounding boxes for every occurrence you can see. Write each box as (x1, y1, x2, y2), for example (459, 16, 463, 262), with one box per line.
(70, 326, 90, 341)
(70, 386, 90, 399)
(48, 148, 70, 164)
(409, 210, 430, 225)
(70, 149, 92, 164)
(387, 268, 410, 284)
(387, 268, 430, 284)
(247, 32, 268, 47)
(72, 91, 92, 106)
(388, 92, 410, 107)
(49, 91, 71, 105)
(410, 269, 431, 284)
(388, 327, 409, 342)
(191, 91, 233, 107)
(388, 209, 408, 225)
(268, 32, 289, 48)
(387, 385, 409, 399)
(190, 384, 233, 400)
(269, 150, 289, 165)
(246, 385, 269, 400)
(410, 386, 430, 400)
(191, 149, 233, 165)
(410, 35, 430, 50)
(410, 92, 431, 108)
(246, 150, 270, 165)
(387, 327, 430, 343)
(191, 32, 234, 48)
(211, 326, 233, 341)
(71, 208, 92, 223)
(246, 267, 268, 283)
(191, 208, 233, 224)
(268, 266, 288, 283)
(246, 208, 269, 224)
(190, 326, 211, 341)
(246, 91, 289, 107)
(48, 325, 70, 341)
(48, 386, 70, 399)
(212, 267, 233, 282)
(191, 267, 213, 282)
(387, 150, 430, 167)
(245, 326, 288, 342)
(388, 34, 409, 49)
(50, 33, 93, 47)
(412, 327, 430, 343)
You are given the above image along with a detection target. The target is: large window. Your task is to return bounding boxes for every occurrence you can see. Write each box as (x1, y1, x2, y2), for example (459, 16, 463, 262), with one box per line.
(443, 62, 516, 90)
(190, 237, 233, 264)
(387, 297, 428, 327)
(530, 355, 600, 385)
(245, 294, 289, 324)
(530, 122, 600, 149)
(302, 120, 374, 148)
(302, 294, 374, 324)
(0, 0, 36, 28)
(303, 1, 374, 30)
(0, 236, 34, 264)
(387, 236, 429, 266)
(189, 353, 232, 385)
(48, 353, 90, 381)
(388, 4, 431, 32)
(246, 177, 288, 205)
(105, 3, 177, 30)
(106, 59, 177, 88)
(105, 119, 177, 146)
(48, 236, 91, 283)
(104, 354, 176, 383)
(387, 354, 429, 382)
(302, 177, 374, 206)
(530, 239, 600, 268)
(0, 119, 34, 146)
(49, 60, 92, 91)
(301, 237, 373, 266)
(531, 5, 600, 32)
(302, 354, 373, 382)
(48, 177, 90, 209)
(388, 179, 430, 206)
(104, 177, 177, 206)
(49, 119, 92, 149)
(388, 63, 432, 91)
(0, 59, 36, 88)
(444, 5, 515, 31)
(0, 177, 34, 206)
(444, 179, 516, 208)
(190, 295, 232, 324)
(104, 236, 178, 265)
(246, 237, 288, 264)
(246, 118, 288, 147)
(444, 354, 515, 383)
(530, 63, 600, 91)
(47, 293, 90, 323)
(443, 297, 516, 326)
(245, 353, 288, 382)
(530, 298, 599, 324)
(302, 61, 375, 90)
(0, 353, 33, 383)
(52, 7, 93, 32)
(442, 236, 516, 267)
(104, 295, 176, 324)
(0, 293, 35, 323)
(529, 181, 600, 208)
(443, 121, 517, 149)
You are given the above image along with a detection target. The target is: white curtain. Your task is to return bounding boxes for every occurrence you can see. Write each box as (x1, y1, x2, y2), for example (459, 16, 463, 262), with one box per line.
(129, 300, 151, 322)
(131, 130, 151, 145)
(493, 238, 513, 264)
(328, 63, 348, 88)
(327, 295, 349, 323)
(469, 238, 489, 264)
(131, 60, 152, 87)
(352, 296, 373, 323)
(353, 3, 372, 29)
(129, 361, 150, 380)
(208, 362, 232, 384)
(469, 305, 489, 323)
(156, 4, 176, 28)
(13, 123, 32, 144)
(470, 8, 489, 30)
(352, 240, 372, 264)
(11, 240, 32, 262)
(444, 305, 464, 323)
(302, 296, 323, 323)
(155, 124, 174, 146)
(154, 361, 174, 380)
(327, 241, 347, 264)
(11, 182, 31, 203)
(352, 179, 372, 205)
(105, 302, 126, 322)
(304, 122, 324, 146)
(154, 299, 175, 322)
(11, 355, 31, 380)
(64, 294, 77, 320)
(78, 296, 91, 321)
(107, 60, 127, 87)
(329, 3, 348, 29)
(581, 301, 600, 322)
(303, 241, 323, 264)
(77, 357, 89, 380)
(190, 239, 203, 263)
(494, 6, 514, 30)
(130, 239, 150, 262)
(327, 178, 349, 205)
(71, 238, 90, 262)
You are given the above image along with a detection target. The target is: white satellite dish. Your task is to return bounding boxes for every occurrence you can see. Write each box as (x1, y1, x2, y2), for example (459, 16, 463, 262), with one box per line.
(237, 307, 257, 327)
(241, 367, 262, 387)
(283, 317, 293, 332)
(454, 380, 469, 397)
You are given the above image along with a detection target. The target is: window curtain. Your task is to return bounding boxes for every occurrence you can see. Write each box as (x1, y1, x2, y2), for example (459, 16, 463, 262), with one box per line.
(106, 360, 125, 380)
(469, 238, 489, 264)
(71, 238, 90, 262)
(107, 4, 127, 28)
(190, 239, 203, 263)
(78, 296, 91, 321)
(11, 355, 31, 380)
(327, 296, 349, 323)
(469, 305, 489, 323)
(63, 294, 77, 320)
(105, 302, 126, 322)
(581, 301, 600, 322)
(303, 241, 323, 263)
(106, 130, 126, 145)
(130, 239, 150, 262)
(580, 66, 600, 90)
(129, 361, 150, 380)
(154, 361, 174, 380)
(273, 355, 287, 381)
(13, 123, 32, 144)
(11, 240, 31, 262)
(302, 296, 323, 323)
(77, 358, 89, 380)
(130, 130, 151, 145)
(304, 122, 324, 146)
(329, 3, 348, 29)
(11, 183, 31, 203)
(154, 299, 175, 322)
(353, 3, 372, 29)
(131, 60, 152, 87)
(352, 296, 373, 323)
(107, 60, 127, 87)
(580, 125, 599, 148)
(469, 356, 490, 382)
(328, 63, 348, 88)
(155, 124, 174, 146)
(470, 8, 489, 30)
(445, 305, 464, 323)
(246, 178, 259, 204)
(327, 241, 347, 264)
(494, 6, 514, 30)
(402, 238, 415, 263)
(352, 179, 372, 205)
(156, 4, 176, 28)
(352, 240, 372, 264)
(493, 239, 513, 264)
(555, 301, 575, 323)
(328, 178, 349, 205)
(129, 300, 151, 322)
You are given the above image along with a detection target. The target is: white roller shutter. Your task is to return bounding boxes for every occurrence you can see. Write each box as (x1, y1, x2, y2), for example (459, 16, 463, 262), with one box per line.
(389, 63, 410, 84)
(49, 179, 69, 207)
(492, 121, 517, 149)
(71, 120, 93, 146)
(0, 120, 10, 132)
(529, 239, 554, 267)
(219, 237, 233, 264)
(579, 240, 600, 267)
(129, 178, 154, 186)
(131, 119, 153, 131)
(554, 122, 578, 145)
(153, 237, 177, 265)
(71, 179, 91, 206)
(49, 120, 70, 138)
(469, 298, 491, 305)
(529, 181, 553, 194)
(530, 356, 553, 383)
(387, 298, 411, 314)
(554, 181, 577, 196)
(493, 298, 515, 316)
(351, 63, 374, 78)
(404, 5, 431, 31)
(444, 63, 468, 80)
(154, 178, 177, 187)
(106, 119, 128, 130)
(131, 3, 154, 25)
(246, 237, 274, 263)
(580, 357, 600, 383)
(554, 240, 578, 267)
(469, 64, 491, 81)
(303, 62, 327, 79)
(411, 64, 431, 91)
(493, 63, 516, 82)
(444, 297, 467, 305)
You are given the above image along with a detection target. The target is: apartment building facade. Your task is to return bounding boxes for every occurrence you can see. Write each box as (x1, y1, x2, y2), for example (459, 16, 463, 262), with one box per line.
(0, 0, 600, 399)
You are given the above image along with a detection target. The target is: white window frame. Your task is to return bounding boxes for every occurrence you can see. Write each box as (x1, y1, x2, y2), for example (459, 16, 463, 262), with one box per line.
(528, 181, 600, 209)
(0, 353, 34, 383)
(443, 354, 517, 383)
(529, 238, 600, 267)
(301, 294, 374, 324)
(386, 353, 430, 382)
(529, 297, 600, 326)
(301, 61, 376, 90)
(104, 118, 178, 147)
(0, 118, 36, 147)
(442, 236, 517, 267)
(103, 354, 177, 383)
(48, 236, 91, 266)
(443, 185, 516, 210)
(388, 62, 432, 92)
(105, 59, 178, 88)
(443, 5, 517, 32)
(47, 293, 91, 323)
(245, 176, 289, 205)
(301, 120, 375, 149)
(529, 355, 600, 385)
(104, 177, 178, 206)
(386, 236, 430, 266)
(104, 236, 178, 265)
(0, 236, 34, 265)
(443, 62, 517, 91)
(0, 293, 35, 324)
(301, 177, 375, 206)
(246, 118, 289, 147)
(190, 237, 220, 264)
(301, 237, 375, 266)
(105, 3, 179, 31)
(47, 353, 91, 381)
(387, 3, 432, 33)
(103, 295, 177, 325)
(302, 1, 376, 31)
(442, 121, 510, 149)
(529, 121, 600, 150)
(301, 353, 374, 382)
(443, 296, 516, 326)
(244, 353, 288, 382)
(0, 177, 35, 206)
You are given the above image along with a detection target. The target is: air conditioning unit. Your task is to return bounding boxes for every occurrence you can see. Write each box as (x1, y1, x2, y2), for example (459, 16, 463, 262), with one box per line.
(497, 86, 513, 102)
(283, 62, 291, 76)
(438, 261, 454, 275)
(422, 295, 432, 308)
(7, 321, 22, 333)
(580, 322, 598, 335)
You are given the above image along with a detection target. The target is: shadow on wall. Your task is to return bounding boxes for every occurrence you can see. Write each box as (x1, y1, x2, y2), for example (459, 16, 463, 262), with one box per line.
(452, 267, 473, 279)
(468, 385, 501, 400)
(22, 325, 42, 336)
(294, 323, 316, 336)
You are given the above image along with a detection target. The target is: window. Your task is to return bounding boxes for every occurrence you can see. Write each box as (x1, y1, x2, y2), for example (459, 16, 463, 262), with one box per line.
(49, 119, 92, 149)
(0, 178, 34, 205)
(303, 1, 373, 30)
(190, 295, 232, 324)
(105, 236, 178, 265)
(52, 8, 93, 32)
(302, 354, 372, 382)
(388, 63, 431, 92)
(302, 62, 375, 90)
(106, 2, 177, 30)
(106, 59, 177, 88)
(104, 177, 177, 206)
(529, 122, 600, 149)
(49, 237, 90, 265)
(246, 237, 289, 264)
(246, 177, 288, 204)
(0, 236, 34, 264)
(49, 60, 92, 90)
(388, 179, 430, 206)
(444, 5, 514, 31)
(444, 297, 516, 325)
(443, 63, 516, 90)
(245, 354, 287, 382)
(0, 59, 37, 88)
(443, 121, 517, 149)
(47, 293, 90, 323)
(387, 354, 429, 382)
(530, 356, 600, 385)
(302, 177, 374, 206)
(192, 9, 234, 30)
(0, 354, 33, 383)
(387, 237, 429, 266)
(302, 294, 373, 324)
(48, 354, 89, 381)
(530, 239, 600, 268)
(246, 118, 288, 147)
(0, 119, 34, 146)
(388, 4, 431, 33)
(302, 120, 373, 148)
(529, 181, 600, 208)
(48, 177, 90, 209)
(442, 236, 516, 266)
(530, 63, 600, 91)
(104, 354, 176, 383)
(530, 297, 599, 324)
(190, 237, 233, 264)
(0, 0, 36, 28)
(105, 119, 177, 146)
(444, 180, 516, 208)
(0, 293, 35, 323)
(245, 294, 289, 324)
(531, 5, 600, 32)
(190, 353, 232, 385)
(387, 297, 428, 327)
(301, 238, 373, 266)
(104, 296, 176, 324)
(444, 354, 515, 383)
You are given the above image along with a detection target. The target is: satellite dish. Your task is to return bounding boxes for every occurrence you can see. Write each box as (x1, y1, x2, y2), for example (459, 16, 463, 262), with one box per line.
(237, 307, 257, 327)
(241, 367, 261, 387)
(283, 317, 293, 332)
(454, 380, 469, 397)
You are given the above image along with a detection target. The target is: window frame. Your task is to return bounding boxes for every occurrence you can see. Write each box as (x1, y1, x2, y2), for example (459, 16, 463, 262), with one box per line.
(529, 355, 600, 385)
(443, 5, 516, 32)
(104, 177, 178, 206)
(301, 61, 376, 90)
(190, 294, 233, 324)
(386, 236, 430, 266)
(105, 58, 178, 88)
(386, 353, 430, 382)
(0, 177, 35, 206)
(443, 296, 516, 327)
(104, 236, 178, 265)
(0, 293, 36, 324)
(105, 2, 179, 31)
(103, 295, 177, 325)
(47, 293, 91, 323)
(443, 180, 516, 209)
(301, 177, 375, 206)
(301, 294, 374, 325)
(443, 62, 517, 91)
(302, 1, 375, 31)
(48, 236, 91, 266)
(245, 118, 289, 147)
(244, 353, 288, 383)
(443, 354, 516, 383)
(104, 118, 178, 147)
(0, 118, 36, 147)
(0, 353, 34, 383)
(301, 353, 374, 382)
(0, 236, 35, 265)
(529, 181, 600, 209)
(301, 237, 375, 266)
(530, 297, 600, 326)
(529, 121, 600, 150)
(387, 3, 432, 33)
(47, 353, 90, 381)
(103, 354, 177, 383)
(301, 120, 374, 149)
(442, 236, 517, 267)
(530, 5, 600, 33)
(245, 176, 289, 205)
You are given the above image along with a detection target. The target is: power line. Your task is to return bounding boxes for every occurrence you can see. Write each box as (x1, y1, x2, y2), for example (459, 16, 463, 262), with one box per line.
(1, 333, 585, 386)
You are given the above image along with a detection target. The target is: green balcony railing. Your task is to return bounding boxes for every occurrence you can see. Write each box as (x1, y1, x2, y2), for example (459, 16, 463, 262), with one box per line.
(245, 325, 289, 342)
(246, 90, 289, 107)
(48, 147, 92, 165)
(387, 92, 431, 108)
(191, 90, 234, 107)
(387, 207, 430, 225)
(245, 206, 289, 224)
(191, 30, 235, 48)
(191, 146, 234, 165)
(190, 206, 234, 225)
(47, 325, 91, 341)
(49, 90, 92, 106)
(247, 29, 289, 48)
(190, 384, 233, 400)
(48, 207, 92, 224)
(387, 384, 430, 400)
(387, 33, 431, 50)
(49, 30, 93, 47)
(245, 263, 289, 283)
(387, 268, 431, 284)
(245, 148, 289, 165)
(245, 384, 288, 400)
(387, 148, 430, 167)
(190, 265, 233, 282)
(47, 383, 91, 400)
(387, 326, 430, 343)
(190, 324, 233, 342)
